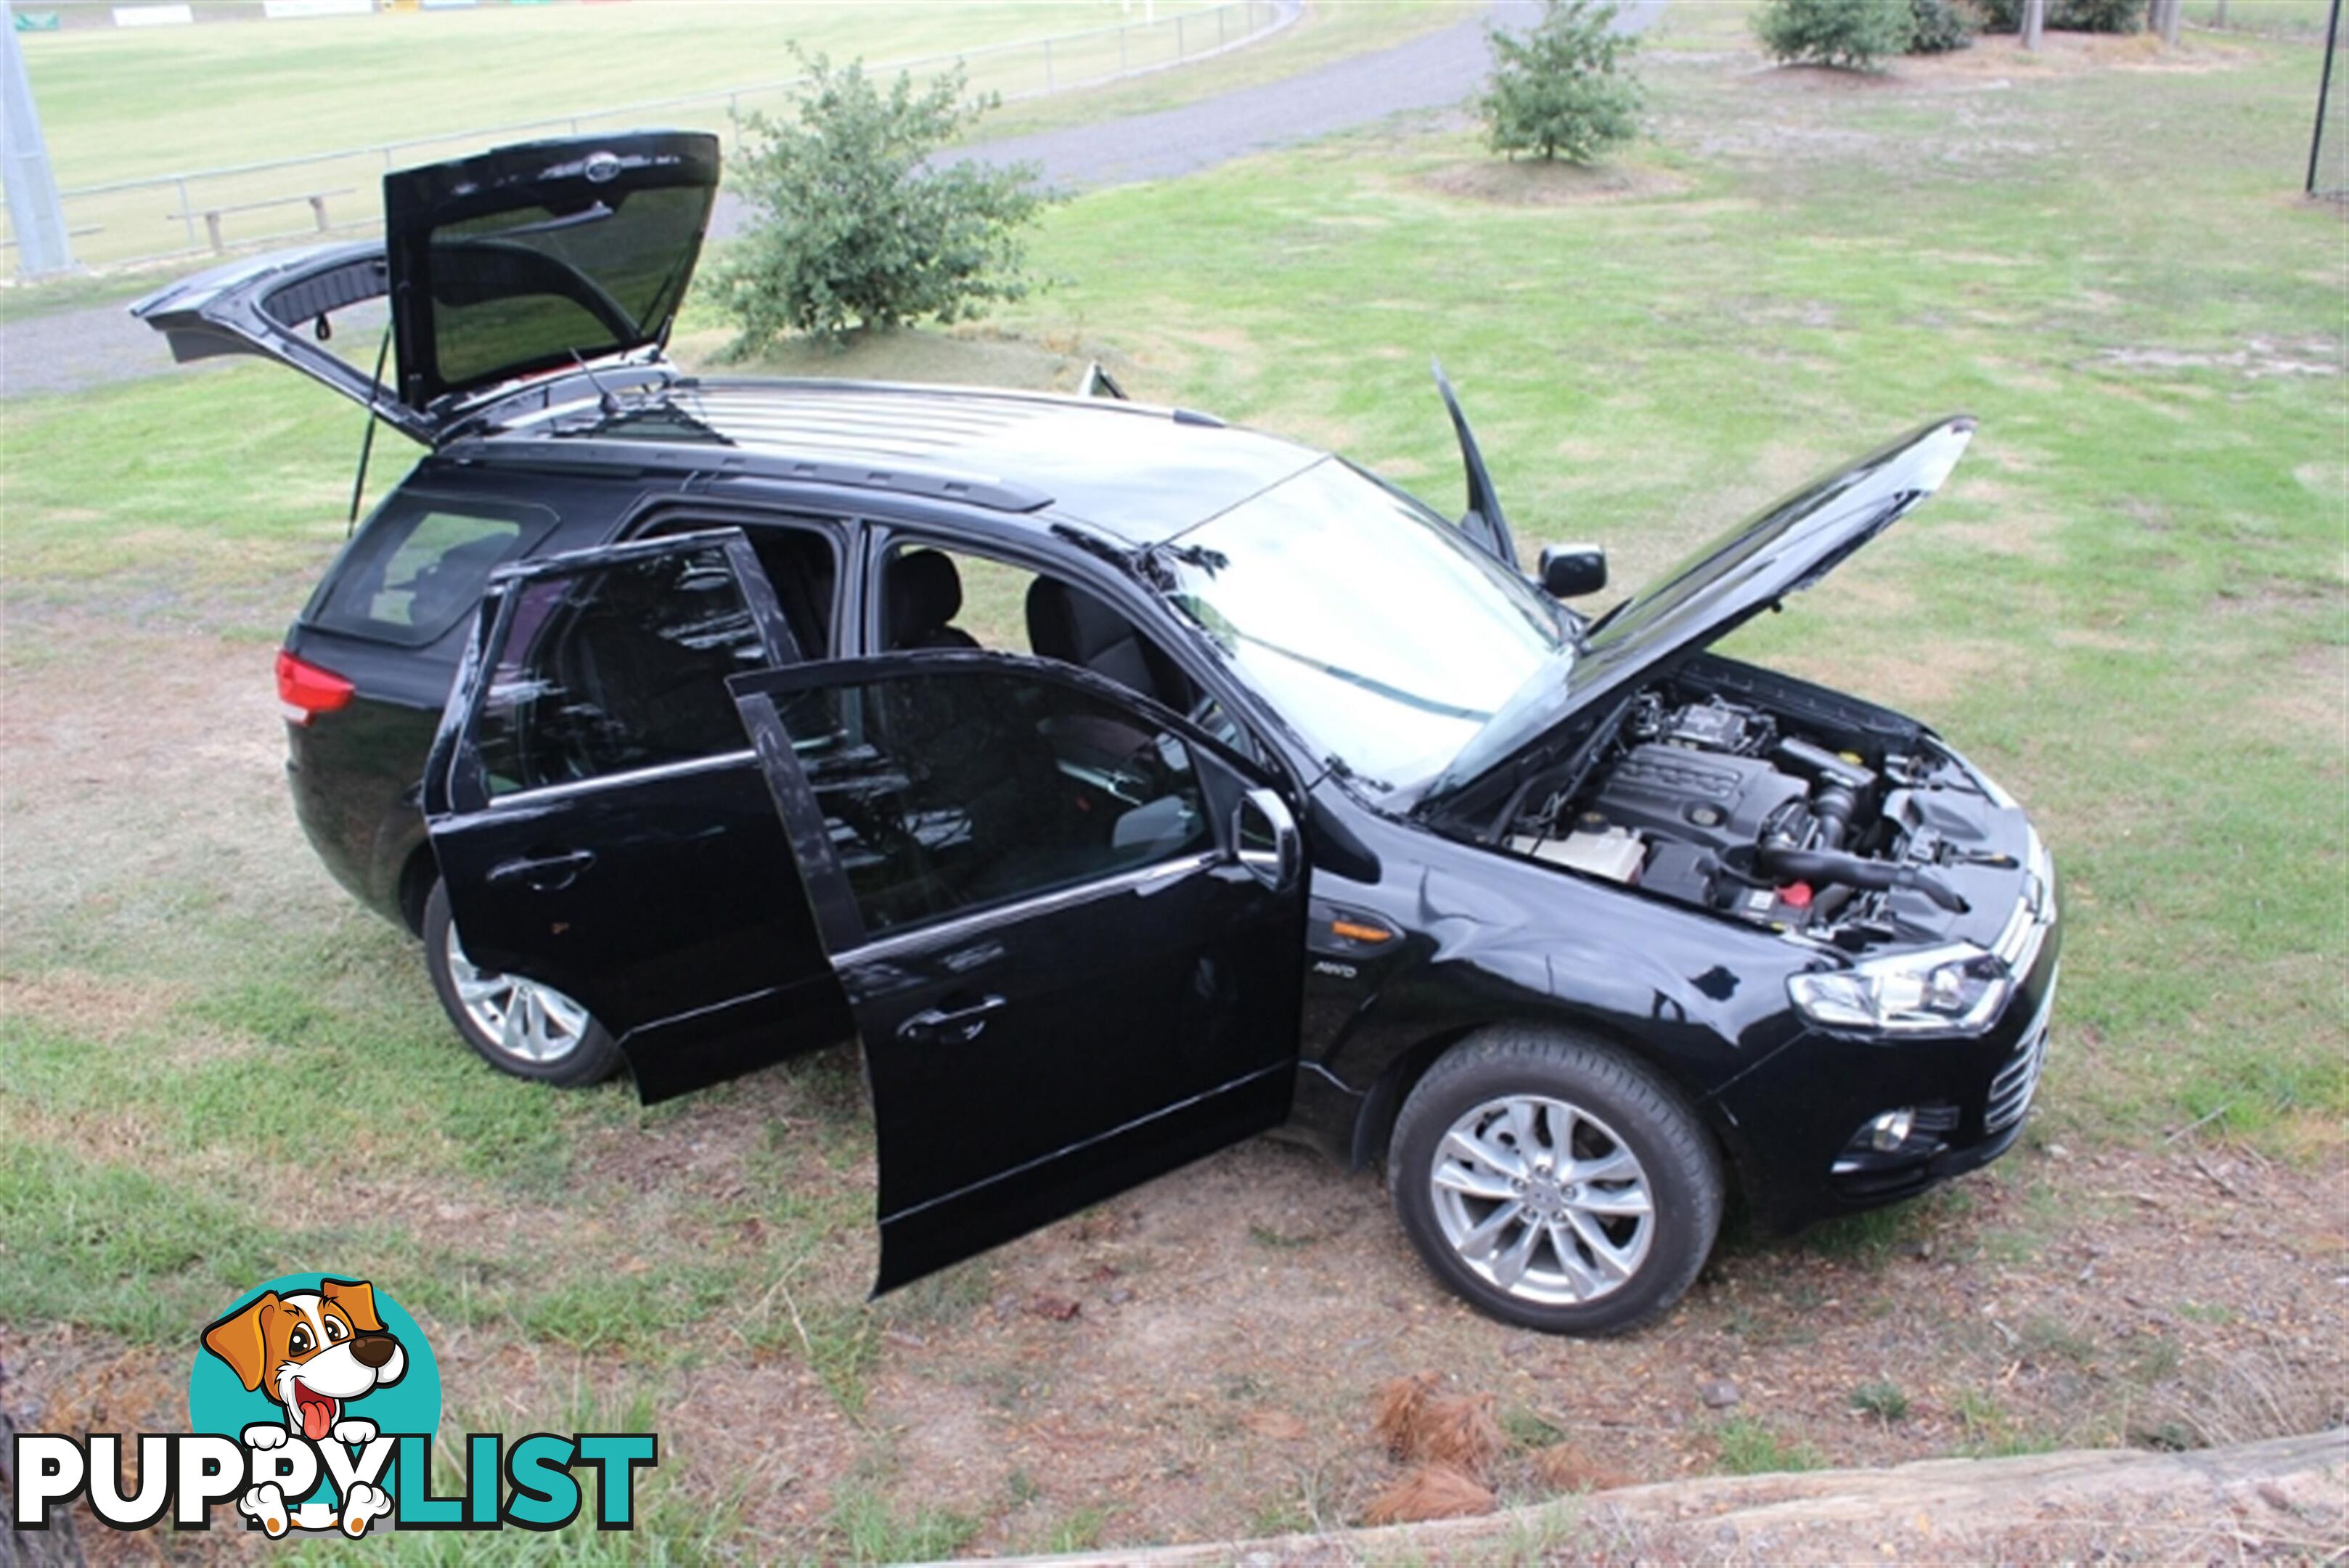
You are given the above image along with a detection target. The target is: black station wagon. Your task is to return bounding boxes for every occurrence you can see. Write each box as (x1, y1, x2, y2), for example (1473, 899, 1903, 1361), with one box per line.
(135, 131, 2059, 1334)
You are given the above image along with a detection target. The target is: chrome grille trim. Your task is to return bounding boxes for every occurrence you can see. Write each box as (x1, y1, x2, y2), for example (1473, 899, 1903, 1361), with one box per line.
(1985, 962, 2059, 1133)
(1991, 829, 2057, 977)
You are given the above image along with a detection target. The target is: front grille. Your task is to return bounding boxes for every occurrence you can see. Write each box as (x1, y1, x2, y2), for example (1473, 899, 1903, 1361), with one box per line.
(1985, 965, 2059, 1132)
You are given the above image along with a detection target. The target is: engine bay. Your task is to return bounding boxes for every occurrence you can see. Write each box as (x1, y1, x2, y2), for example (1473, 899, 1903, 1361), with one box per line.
(1503, 669, 2024, 949)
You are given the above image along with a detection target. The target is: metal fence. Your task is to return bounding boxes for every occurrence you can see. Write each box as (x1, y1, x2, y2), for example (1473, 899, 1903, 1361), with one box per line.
(7, 0, 1290, 273)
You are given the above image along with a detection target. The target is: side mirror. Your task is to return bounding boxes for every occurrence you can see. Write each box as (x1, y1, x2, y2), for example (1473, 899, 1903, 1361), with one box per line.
(1538, 544, 1607, 599)
(1233, 788, 1301, 892)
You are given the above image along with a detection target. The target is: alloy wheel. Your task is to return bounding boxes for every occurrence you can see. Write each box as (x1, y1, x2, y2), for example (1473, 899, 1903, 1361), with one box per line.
(1428, 1093, 1656, 1305)
(441, 922, 593, 1065)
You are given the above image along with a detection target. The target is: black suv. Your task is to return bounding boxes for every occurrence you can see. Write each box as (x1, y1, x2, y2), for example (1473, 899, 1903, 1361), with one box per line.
(136, 131, 2058, 1334)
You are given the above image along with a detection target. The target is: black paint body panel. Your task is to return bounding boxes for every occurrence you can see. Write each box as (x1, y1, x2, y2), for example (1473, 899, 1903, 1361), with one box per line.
(263, 392, 2055, 1260)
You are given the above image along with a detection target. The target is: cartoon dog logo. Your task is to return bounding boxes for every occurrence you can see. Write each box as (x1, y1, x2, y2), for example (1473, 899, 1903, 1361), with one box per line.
(200, 1278, 404, 1538)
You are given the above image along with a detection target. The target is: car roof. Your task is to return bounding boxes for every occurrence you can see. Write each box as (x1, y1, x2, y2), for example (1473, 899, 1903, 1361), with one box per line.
(458, 376, 1327, 544)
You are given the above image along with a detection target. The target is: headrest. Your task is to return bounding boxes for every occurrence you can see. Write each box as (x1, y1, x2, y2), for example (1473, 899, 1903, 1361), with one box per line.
(889, 548, 964, 634)
(1025, 576, 1131, 664)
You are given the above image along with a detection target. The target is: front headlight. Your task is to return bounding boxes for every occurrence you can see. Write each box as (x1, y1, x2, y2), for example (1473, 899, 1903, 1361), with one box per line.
(1788, 944, 2011, 1035)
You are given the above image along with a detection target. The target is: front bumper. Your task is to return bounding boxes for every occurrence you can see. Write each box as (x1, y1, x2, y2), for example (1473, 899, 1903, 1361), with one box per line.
(1716, 830, 2062, 1232)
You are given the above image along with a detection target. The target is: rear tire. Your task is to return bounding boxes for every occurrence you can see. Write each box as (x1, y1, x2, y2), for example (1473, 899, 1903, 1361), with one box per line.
(1388, 1024, 1721, 1336)
(422, 881, 621, 1087)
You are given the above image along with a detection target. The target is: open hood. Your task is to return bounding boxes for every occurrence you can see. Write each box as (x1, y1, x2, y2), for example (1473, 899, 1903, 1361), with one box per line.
(1425, 416, 1977, 806)
(131, 131, 719, 446)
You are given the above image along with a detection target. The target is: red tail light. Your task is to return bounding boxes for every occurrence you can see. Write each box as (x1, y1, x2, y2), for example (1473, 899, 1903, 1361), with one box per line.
(277, 648, 354, 724)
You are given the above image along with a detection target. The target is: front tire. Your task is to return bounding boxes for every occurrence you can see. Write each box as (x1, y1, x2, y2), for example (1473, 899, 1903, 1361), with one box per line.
(422, 881, 621, 1087)
(1389, 1026, 1722, 1336)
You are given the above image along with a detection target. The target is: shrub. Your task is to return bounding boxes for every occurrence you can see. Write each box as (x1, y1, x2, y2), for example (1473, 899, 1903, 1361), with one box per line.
(1850, 1379, 1913, 1421)
(1976, 0, 2146, 30)
(1480, 0, 1645, 166)
(1908, 0, 1977, 51)
(2058, 0, 2150, 28)
(1754, 0, 1915, 68)
(711, 48, 1045, 347)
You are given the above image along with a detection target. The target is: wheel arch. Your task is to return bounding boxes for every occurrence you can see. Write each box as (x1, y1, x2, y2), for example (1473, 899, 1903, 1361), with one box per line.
(397, 844, 439, 936)
(1348, 1011, 1760, 1216)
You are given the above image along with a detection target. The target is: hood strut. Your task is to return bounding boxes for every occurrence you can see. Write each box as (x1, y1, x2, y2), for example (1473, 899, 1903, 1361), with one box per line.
(1432, 359, 1517, 568)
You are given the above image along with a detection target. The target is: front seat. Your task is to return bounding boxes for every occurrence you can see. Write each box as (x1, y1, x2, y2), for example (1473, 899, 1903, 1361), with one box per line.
(1025, 578, 1193, 714)
(886, 549, 980, 650)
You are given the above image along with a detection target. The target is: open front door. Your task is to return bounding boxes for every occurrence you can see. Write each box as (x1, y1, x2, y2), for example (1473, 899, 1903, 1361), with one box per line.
(730, 654, 1309, 1293)
(422, 529, 852, 1102)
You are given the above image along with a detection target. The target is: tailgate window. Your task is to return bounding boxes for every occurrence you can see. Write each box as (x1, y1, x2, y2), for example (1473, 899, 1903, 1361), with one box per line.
(309, 494, 557, 647)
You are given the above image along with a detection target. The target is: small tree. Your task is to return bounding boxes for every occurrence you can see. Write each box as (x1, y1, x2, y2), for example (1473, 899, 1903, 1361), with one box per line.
(1480, 0, 1645, 166)
(712, 49, 1044, 348)
(1908, 0, 1977, 52)
(1753, 0, 1914, 68)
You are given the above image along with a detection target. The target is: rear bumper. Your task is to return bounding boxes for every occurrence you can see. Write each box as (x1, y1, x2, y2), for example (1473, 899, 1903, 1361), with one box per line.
(284, 703, 438, 931)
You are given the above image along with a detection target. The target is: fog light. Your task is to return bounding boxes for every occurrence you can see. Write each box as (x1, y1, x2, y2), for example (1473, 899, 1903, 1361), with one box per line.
(1866, 1108, 1916, 1152)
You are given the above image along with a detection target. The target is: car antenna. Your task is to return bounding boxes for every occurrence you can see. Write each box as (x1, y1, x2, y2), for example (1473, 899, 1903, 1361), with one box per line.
(346, 323, 393, 536)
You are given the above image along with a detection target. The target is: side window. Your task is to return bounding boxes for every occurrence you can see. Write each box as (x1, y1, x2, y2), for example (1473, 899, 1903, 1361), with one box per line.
(879, 542, 1031, 653)
(778, 668, 1213, 936)
(309, 494, 558, 647)
(879, 539, 1197, 716)
(473, 545, 770, 797)
(646, 516, 840, 656)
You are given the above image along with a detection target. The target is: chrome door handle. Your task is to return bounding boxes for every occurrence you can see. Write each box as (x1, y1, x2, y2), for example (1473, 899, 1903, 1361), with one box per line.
(486, 849, 597, 891)
(897, 995, 1008, 1045)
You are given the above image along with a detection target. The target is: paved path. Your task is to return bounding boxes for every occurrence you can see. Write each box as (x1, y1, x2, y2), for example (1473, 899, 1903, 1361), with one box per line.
(4, 0, 1659, 400)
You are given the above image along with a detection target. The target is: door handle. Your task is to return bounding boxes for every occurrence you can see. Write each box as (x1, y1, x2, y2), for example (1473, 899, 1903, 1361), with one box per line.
(486, 849, 597, 891)
(896, 995, 1008, 1045)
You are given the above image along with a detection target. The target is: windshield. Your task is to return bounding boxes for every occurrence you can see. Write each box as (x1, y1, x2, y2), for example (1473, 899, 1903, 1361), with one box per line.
(1160, 458, 1572, 793)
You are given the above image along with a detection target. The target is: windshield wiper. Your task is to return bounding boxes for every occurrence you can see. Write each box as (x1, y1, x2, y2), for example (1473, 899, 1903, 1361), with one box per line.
(1222, 624, 1492, 723)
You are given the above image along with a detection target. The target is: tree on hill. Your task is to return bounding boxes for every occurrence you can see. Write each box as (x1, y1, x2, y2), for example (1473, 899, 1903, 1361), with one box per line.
(714, 47, 1045, 348)
(1480, 0, 1646, 166)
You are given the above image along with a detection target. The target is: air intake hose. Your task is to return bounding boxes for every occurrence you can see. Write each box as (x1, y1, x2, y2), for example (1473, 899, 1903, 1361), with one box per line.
(1755, 838, 1969, 914)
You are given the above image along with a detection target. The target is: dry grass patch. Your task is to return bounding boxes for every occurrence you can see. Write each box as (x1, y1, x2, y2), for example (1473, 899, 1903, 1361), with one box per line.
(0, 970, 188, 1045)
(1414, 158, 1696, 207)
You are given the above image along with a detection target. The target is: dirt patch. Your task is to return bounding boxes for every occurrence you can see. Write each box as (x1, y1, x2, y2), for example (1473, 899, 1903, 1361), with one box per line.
(2244, 641, 2349, 738)
(667, 322, 1142, 399)
(0, 971, 188, 1045)
(1415, 158, 1695, 208)
(2096, 338, 2344, 379)
(806, 1139, 2349, 1551)
(1739, 31, 2258, 92)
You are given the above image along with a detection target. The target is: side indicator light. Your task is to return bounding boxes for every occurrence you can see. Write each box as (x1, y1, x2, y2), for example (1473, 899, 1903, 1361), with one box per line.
(1331, 919, 1393, 944)
(276, 648, 354, 725)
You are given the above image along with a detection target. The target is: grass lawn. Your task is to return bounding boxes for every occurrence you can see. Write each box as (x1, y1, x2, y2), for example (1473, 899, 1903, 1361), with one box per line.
(17, 1, 1223, 188)
(9, 0, 1232, 267)
(2, 6, 2342, 1557)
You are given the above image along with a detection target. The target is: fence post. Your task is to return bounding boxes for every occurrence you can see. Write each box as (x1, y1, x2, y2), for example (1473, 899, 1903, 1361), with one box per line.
(176, 176, 196, 249)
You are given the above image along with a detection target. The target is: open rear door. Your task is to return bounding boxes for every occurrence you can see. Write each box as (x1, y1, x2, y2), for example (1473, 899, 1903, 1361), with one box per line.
(384, 131, 718, 417)
(131, 242, 432, 444)
(731, 654, 1310, 1293)
(130, 130, 720, 446)
(423, 529, 854, 1102)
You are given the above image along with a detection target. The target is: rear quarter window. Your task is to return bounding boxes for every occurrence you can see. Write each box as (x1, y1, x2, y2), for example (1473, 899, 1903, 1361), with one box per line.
(309, 493, 558, 647)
